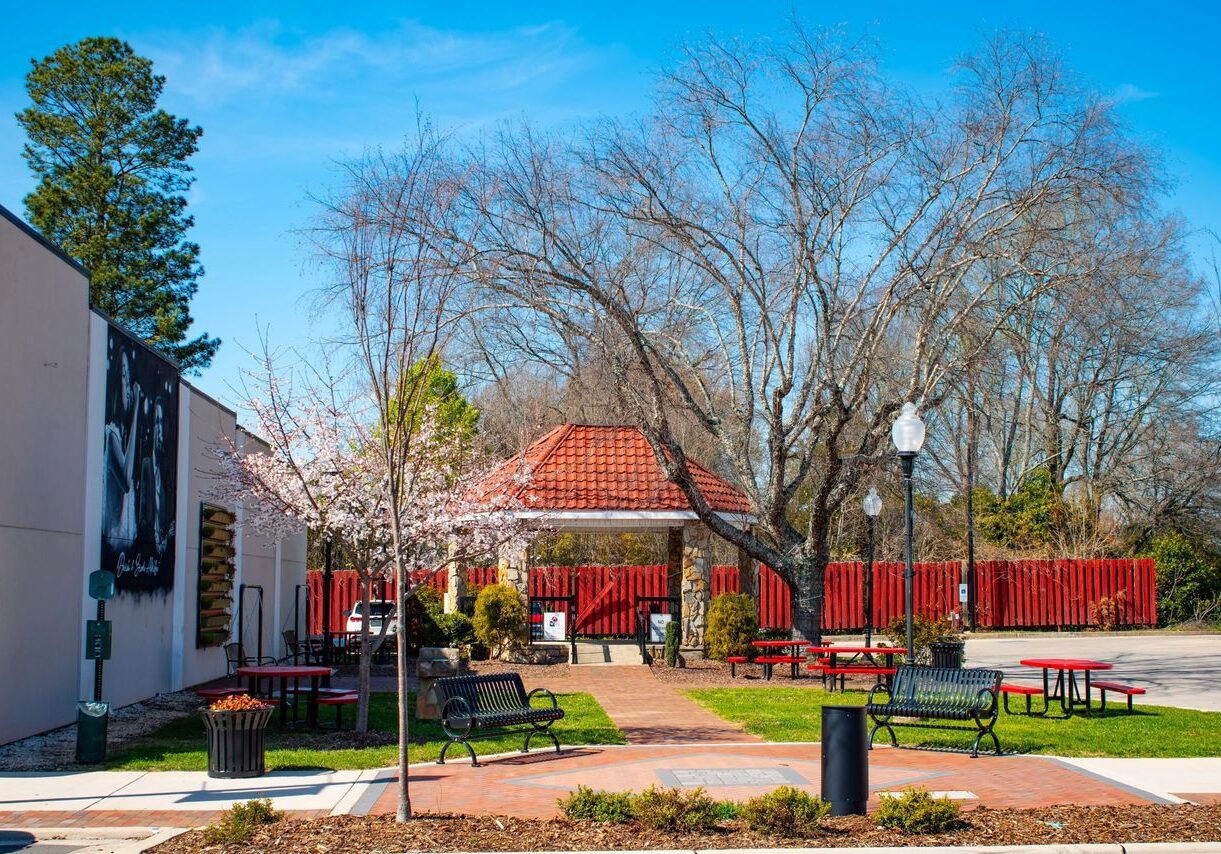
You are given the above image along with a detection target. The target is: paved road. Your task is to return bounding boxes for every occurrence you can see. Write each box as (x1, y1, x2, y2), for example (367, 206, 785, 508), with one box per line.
(962, 633, 1221, 711)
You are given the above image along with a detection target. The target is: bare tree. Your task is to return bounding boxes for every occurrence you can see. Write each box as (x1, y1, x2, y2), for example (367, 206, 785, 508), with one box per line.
(304, 133, 528, 821)
(441, 29, 1156, 639)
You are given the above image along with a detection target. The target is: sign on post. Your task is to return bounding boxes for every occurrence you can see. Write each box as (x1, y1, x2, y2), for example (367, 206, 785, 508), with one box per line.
(958, 583, 969, 604)
(88, 570, 116, 601)
(648, 612, 673, 644)
(542, 611, 567, 641)
(85, 619, 112, 661)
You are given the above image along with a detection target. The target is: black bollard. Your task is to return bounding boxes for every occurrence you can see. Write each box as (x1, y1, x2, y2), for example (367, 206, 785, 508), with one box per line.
(821, 705, 868, 815)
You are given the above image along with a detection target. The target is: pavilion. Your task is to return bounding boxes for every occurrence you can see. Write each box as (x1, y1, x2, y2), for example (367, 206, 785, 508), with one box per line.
(452, 424, 756, 653)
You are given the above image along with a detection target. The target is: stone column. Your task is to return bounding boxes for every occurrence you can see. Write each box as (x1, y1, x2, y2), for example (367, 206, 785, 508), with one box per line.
(443, 538, 465, 614)
(680, 524, 712, 655)
(497, 542, 530, 603)
(666, 527, 684, 600)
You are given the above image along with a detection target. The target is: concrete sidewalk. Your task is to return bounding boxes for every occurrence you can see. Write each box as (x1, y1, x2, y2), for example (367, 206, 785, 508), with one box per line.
(0, 767, 377, 830)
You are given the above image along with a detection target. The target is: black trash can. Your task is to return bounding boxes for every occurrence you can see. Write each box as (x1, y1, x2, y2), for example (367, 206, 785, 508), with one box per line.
(202, 706, 274, 778)
(820, 705, 868, 815)
(75, 701, 109, 764)
(930, 638, 965, 669)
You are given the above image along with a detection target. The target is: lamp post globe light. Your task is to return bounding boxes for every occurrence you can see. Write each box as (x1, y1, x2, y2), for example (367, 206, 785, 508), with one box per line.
(891, 403, 926, 662)
(862, 487, 882, 647)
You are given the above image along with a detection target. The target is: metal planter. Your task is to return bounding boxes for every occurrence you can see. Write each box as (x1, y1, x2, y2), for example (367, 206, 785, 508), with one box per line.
(201, 706, 274, 778)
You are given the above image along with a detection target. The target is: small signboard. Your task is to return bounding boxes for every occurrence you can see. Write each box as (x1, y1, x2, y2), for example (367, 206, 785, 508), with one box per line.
(958, 583, 969, 603)
(85, 619, 112, 661)
(542, 611, 567, 641)
(649, 612, 673, 644)
(88, 570, 116, 601)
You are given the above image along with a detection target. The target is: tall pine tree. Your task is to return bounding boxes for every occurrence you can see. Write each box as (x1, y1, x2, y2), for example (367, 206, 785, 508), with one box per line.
(17, 37, 219, 370)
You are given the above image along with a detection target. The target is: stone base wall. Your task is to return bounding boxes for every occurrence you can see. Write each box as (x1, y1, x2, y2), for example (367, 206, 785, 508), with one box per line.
(415, 646, 466, 721)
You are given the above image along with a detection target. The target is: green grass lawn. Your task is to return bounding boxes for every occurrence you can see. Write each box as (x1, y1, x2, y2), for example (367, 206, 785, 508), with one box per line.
(687, 687, 1221, 758)
(107, 692, 624, 772)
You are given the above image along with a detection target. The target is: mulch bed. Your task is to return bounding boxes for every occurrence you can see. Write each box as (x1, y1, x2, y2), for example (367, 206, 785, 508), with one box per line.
(154, 804, 1221, 852)
(0, 690, 204, 772)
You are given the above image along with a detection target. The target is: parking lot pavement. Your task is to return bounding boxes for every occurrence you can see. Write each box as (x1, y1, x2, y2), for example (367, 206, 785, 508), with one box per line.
(962, 633, 1221, 711)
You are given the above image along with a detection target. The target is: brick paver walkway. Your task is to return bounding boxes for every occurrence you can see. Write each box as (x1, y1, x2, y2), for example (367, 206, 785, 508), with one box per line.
(518, 665, 759, 744)
(366, 742, 1170, 818)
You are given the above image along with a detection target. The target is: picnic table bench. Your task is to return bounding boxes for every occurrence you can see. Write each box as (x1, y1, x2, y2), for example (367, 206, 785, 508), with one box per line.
(866, 665, 1003, 757)
(434, 672, 565, 766)
(1093, 680, 1146, 713)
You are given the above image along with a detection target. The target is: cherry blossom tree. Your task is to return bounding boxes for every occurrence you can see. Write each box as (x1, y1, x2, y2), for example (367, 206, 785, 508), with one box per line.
(218, 125, 531, 821)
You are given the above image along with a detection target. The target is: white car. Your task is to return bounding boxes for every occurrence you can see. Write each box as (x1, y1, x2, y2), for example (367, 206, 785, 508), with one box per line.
(345, 600, 397, 637)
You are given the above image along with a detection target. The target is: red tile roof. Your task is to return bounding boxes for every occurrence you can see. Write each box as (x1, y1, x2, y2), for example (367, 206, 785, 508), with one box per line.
(476, 424, 751, 514)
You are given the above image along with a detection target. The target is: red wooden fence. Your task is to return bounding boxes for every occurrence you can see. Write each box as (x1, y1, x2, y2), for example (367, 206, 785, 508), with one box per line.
(306, 558, 1156, 635)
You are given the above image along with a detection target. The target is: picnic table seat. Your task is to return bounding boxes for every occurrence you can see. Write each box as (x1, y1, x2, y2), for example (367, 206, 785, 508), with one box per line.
(1092, 680, 1146, 713)
(867, 665, 1003, 757)
(755, 655, 804, 679)
(726, 655, 750, 677)
(195, 686, 246, 702)
(1000, 682, 1047, 715)
(823, 665, 897, 691)
(434, 672, 565, 766)
(317, 692, 358, 730)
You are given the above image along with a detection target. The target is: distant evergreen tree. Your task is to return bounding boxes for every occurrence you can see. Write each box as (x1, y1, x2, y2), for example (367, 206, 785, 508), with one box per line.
(17, 37, 219, 370)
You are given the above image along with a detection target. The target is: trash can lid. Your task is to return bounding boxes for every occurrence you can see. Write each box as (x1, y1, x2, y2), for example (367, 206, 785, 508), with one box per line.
(78, 701, 109, 716)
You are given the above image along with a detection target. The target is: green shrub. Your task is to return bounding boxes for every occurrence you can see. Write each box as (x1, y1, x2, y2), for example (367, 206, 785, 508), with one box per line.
(875, 788, 961, 834)
(740, 786, 830, 836)
(706, 593, 759, 660)
(202, 799, 282, 844)
(883, 614, 957, 664)
(630, 786, 724, 832)
(557, 785, 634, 823)
(1144, 531, 1221, 626)
(403, 585, 446, 650)
(436, 611, 475, 647)
(473, 583, 527, 656)
(664, 619, 680, 667)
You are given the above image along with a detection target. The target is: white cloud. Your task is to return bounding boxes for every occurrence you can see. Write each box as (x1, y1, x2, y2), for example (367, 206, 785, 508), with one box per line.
(1110, 82, 1158, 105)
(141, 19, 602, 109)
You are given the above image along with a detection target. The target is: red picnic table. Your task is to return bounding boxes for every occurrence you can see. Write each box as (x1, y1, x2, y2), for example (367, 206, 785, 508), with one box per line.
(235, 664, 333, 728)
(1018, 658, 1113, 718)
(806, 645, 906, 691)
(750, 639, 810, 679)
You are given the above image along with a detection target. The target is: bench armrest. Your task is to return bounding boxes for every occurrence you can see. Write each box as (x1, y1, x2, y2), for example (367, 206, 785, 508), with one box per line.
(867, 682, 892, 705)
(527, 687, 558, 709)
(441, 695, 473, 721)
(975, 686, 997, 710)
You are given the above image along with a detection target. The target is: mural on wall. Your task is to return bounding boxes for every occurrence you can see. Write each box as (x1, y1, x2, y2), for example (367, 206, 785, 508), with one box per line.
(101, 326, 179, 593)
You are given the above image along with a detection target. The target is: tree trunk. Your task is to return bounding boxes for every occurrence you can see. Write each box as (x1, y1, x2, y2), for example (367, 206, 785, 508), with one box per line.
(394, 549, 412, 822)
(357, 577, 371, 733)
(788, 553, 827, 644)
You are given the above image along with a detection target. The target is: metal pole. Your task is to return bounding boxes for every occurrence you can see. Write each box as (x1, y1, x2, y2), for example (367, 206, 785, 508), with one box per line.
(238, 584, 246, 661)
(864, 516, 875, 648)
(966, 406, 978, 631)
(900, 452, 916, 661)
(293, 583, 302, 664)
(256, 586, 264, 662)
(322, 537, 333, 667)
(93, 599, 105, 702)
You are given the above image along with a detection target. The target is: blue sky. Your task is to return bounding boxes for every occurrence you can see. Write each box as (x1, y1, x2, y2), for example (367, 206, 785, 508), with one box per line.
(2, 1, 1218, 407)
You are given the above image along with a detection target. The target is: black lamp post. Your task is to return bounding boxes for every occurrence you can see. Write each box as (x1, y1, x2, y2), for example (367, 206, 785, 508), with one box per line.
(891, 403, 926, 661)
(862, 487, 882, 647)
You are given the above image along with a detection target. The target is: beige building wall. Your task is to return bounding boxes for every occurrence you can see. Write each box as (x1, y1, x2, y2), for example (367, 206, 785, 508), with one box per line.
(0, 209, 92, 745)
(0, 205, 307, 745)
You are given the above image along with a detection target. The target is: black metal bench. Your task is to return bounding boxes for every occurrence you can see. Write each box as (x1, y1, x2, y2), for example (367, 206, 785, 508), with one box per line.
(434, 672, 565, 766)
(866, 665, 1003, 757)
